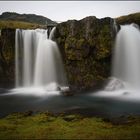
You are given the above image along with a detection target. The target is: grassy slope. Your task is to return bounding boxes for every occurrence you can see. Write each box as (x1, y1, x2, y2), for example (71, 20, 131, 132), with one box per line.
(116, 12, 140, 25)
(0, 113, 140, 139)
(0, 20, 46, 29)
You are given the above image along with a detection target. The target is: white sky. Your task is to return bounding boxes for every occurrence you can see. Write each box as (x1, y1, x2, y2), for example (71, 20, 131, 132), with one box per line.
(0, 1, 140, 22)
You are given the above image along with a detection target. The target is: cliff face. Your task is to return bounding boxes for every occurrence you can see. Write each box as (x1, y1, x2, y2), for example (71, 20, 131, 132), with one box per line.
(0, 29, 15, 88)
(55, 16, 116, 90)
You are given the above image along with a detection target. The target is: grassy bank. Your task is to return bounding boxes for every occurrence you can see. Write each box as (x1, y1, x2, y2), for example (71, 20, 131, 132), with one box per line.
(0, 20, 46, 29)
(0, 112, 140, 139)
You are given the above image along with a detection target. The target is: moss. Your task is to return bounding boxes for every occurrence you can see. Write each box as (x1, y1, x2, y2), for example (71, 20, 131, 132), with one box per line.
(55, 17, 115, 90)
(0, 113, 140, 139)
(0, 28, 15, 87)
(0, 20, 46, 29)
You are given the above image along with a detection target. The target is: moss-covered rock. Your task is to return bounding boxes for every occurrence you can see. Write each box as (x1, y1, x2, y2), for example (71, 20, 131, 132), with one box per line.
(0, 28, 15, 88)
(55, 16, 116, 90)
(116, 12, 140, 27)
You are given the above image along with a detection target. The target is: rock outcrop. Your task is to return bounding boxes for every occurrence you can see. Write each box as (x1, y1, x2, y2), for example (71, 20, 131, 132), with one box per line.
(0, 29, 15, 88)
(55, 16, 116, 90)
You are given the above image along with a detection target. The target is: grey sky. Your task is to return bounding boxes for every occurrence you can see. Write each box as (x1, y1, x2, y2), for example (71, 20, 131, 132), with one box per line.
(0, 1, 140, 22)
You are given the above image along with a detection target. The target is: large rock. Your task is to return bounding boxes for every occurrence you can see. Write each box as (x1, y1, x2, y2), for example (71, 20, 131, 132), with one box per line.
(55, 16, 116, 90)
(0, 28, 15, 88)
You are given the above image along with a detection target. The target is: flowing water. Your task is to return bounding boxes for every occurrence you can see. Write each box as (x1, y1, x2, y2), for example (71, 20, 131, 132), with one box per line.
(14, 28, 68, 95)
(112, 24, 140, 88)
(94, 24, 140, 100)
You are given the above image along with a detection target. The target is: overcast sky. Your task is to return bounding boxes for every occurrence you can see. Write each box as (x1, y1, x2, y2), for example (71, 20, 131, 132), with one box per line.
(0, 1, 140, 22)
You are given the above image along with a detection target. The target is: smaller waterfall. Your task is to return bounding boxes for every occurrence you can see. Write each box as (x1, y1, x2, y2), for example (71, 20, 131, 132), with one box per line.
(49, 27, 56, 40)
(112, 24, 140, 88)
(113, 20, 118, 33)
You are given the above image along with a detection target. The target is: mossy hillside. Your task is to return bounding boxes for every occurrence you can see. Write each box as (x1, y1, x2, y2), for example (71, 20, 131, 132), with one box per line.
(116, 12, 140, 26)
(55, 17, 116, 90)
(0, 113, 140, 139)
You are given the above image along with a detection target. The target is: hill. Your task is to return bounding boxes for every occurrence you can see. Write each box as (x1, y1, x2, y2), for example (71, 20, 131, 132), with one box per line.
(0, 12, 56, 26)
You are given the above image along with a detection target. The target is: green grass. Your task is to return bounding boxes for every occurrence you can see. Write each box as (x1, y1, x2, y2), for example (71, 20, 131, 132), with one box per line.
(0, 20, 46, 29)
(0, 113, 140, 139)
(116, 12, 140, 25)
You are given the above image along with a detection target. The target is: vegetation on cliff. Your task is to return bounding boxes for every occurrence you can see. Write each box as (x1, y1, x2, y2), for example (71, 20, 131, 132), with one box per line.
(116, 12, 140, 26)
(0, 29, 15, 87)
(55, 16, 116, 90)
(0, 113, 140, 139)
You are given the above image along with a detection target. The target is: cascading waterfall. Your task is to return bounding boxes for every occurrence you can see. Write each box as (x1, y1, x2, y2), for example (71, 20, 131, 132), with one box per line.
(112, 24, 140, 89)
(49, 27, 56, 40)
(94, 23, 140, 100)
(15, 27, 68, 93)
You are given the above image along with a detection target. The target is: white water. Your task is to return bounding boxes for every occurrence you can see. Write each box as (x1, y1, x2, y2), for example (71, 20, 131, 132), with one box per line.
(112, 24, 140, 88)
(14, 27, 68, 95)
(93, 24, 140, 101)
(49, 27, 56, 40)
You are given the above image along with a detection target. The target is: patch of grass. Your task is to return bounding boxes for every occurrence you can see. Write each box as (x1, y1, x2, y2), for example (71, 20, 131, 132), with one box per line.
(116, 12, 140, 25)
(0, 20, 46, 29)
(0, 113, 140, 139)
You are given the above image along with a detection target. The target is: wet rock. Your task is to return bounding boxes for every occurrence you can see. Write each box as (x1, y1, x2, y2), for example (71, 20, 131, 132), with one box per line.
(61, 91, 74, 96)
(55, 16, 117, 90)
(105, 77, 125, 91)
(0, 28, 15, 88)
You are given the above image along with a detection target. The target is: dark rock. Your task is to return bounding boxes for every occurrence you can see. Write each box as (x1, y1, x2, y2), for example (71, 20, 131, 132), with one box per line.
(55, 16, 117, 90)
(0, 28, 15, 88)
(23, 111, 33, 117)
(61, 91, 74, 96)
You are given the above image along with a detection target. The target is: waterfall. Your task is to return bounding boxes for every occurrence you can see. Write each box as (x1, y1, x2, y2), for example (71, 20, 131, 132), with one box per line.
(49, 27, 56, 40)
(15, 27, 68, 91)
(113, 20, 118, 33)
(15, 29, 20, 87)
(112, 24, 140, 88)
